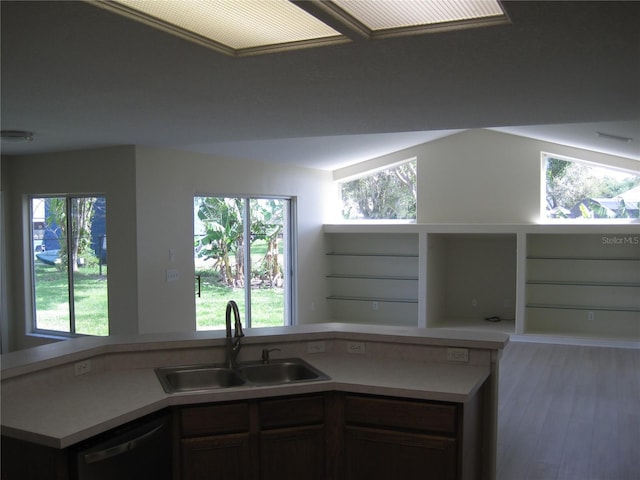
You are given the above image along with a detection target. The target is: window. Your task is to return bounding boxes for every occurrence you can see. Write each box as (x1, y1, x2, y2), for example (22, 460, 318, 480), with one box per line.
(339, 159, 416, 220)
(542, 153, 640, 221)
(30, 196, 108, 336)
(194, 196, 295, 330)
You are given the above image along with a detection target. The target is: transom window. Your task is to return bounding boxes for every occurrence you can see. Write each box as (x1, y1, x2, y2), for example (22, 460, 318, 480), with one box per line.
(542, 153, 640, 221)
(339, 159, 417, 220)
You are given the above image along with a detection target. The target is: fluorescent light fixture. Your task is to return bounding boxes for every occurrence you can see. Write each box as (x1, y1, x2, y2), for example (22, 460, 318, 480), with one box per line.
(94, 0, 509, 56)
(311, 0, 509, 39)
(99, 0, 347, 56)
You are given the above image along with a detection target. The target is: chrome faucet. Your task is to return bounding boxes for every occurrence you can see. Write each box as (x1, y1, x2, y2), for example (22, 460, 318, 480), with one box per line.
(224, 300, 244, 369)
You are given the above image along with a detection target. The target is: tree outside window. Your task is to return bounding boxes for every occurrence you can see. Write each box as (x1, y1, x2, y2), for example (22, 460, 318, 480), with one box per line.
(194, 196, 293, 330)
(544, 154, 640, 220)
(340, 160, 416, 220)
(31, 196, 108, 336)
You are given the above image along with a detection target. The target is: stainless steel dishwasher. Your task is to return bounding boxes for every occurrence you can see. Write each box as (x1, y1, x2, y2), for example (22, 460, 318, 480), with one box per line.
(72, 412, 172, 480)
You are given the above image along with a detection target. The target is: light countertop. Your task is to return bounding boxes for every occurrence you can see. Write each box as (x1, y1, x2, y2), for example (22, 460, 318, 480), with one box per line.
(1, 324, 508, 449)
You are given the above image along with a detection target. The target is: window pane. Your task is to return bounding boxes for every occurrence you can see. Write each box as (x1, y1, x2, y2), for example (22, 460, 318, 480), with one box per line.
(72, 197, 109, 336)
(194, 196, 291, 330)
(31, 196, 108, 335)
(249, 198, 287, 328)
(32, 197, 70, 332)
(340, 160, 416, 220)
(544, 155, 640, 220)
(194, 196, 246, 330)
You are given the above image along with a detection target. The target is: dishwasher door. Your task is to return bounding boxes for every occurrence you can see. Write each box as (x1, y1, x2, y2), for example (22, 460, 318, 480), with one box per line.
(73, 412, 172, 480)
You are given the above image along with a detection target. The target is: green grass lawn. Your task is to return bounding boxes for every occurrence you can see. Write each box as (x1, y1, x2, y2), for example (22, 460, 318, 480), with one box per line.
(34, 260, 284, 336)
(34, 262, 109, 336)
(195, 270, 285, 330)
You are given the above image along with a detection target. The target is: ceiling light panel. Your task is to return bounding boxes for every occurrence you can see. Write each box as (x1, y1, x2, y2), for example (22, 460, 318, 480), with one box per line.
(111, 0, 343, 50)
(331, 0, 505, 31)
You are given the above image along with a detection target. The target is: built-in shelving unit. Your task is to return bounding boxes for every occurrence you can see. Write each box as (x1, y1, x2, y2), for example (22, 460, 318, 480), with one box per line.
(325, 230, 419, 326)
(525, 233, 640, 340)
(426, 232, 517, 334)
(324, 223, 640, 345)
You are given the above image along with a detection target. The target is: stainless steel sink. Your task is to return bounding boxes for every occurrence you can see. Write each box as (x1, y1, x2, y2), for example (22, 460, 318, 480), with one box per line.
(236, 358, 329, 385)
(155, 358, 329, 393)
(156, 365, 246, 393)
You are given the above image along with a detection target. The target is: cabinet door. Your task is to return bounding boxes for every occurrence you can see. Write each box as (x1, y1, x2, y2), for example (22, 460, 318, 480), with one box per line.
(181, 433, 251, 480)
(1, 436, 69, 480)
(345, 426, 456, 480)
(260, 425, 324, 480)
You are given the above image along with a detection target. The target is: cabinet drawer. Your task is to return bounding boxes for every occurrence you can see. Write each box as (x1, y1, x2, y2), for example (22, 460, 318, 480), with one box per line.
(259, 395, 324, 429)
(345, 395, 457, 434)
(181, 402, 249, 437)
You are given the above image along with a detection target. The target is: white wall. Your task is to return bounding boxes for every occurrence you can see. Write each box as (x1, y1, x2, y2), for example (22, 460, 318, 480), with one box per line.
(416, 129, 639, 223)
(3, 130, 638, 350)
(1, 147, 139, 350)
(134, 147, 333, 334)
(2, 145, 333, 350)
(334, 129, 639, 224)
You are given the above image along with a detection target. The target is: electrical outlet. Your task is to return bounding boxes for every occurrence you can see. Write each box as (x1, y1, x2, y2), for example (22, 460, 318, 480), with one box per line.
(74, 359, 91, 376)
(347, 341, 365, 354)
(588, 311, 595, 321)
(471, 299, 478, 307)
(372, 301, 379, 311)
(166, 269, 180, 282)
(307, 341, 326, 354)
(446, 348, 469, 363)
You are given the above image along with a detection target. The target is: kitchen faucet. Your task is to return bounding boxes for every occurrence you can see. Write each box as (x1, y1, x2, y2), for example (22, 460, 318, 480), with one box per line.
(224, 300, 244, 369)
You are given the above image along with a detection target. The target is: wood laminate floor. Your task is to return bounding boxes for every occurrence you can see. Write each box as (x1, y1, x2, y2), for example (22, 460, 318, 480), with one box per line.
(496, 341, 640, 480)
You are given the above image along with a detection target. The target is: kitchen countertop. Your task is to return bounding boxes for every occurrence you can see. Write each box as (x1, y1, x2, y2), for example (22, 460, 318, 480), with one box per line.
(1, 324, 508, 449)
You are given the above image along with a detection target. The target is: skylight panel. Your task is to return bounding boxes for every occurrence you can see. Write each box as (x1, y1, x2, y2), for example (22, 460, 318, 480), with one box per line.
(96, 0, 509, 56)
(107, 0, 345, 55)
(329, 0, 507, 36)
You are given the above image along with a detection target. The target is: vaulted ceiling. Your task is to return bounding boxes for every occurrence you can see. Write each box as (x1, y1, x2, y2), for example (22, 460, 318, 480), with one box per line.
(1, 1, 639, 169)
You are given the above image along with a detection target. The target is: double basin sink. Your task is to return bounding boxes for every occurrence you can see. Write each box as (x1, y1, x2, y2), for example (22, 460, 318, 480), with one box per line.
(156, 358, 330, 394)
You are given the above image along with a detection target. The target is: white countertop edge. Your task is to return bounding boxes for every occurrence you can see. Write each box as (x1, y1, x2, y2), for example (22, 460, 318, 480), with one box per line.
(1, 323, 509, 379)
(3, 380, 485, 449)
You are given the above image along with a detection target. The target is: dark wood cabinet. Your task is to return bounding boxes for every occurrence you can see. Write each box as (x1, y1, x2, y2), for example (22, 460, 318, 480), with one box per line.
(181, 433, 251, 480)
(2, 390, 484, 480)
(345, 426, 456, 480)
(178, 395, 326, 480)
(260, 425, 324, 480)
(342, 394, 482, 480)
(179, 402, 253, 480)
(0, 436, 69, 480)
(258, 395, 325, 480)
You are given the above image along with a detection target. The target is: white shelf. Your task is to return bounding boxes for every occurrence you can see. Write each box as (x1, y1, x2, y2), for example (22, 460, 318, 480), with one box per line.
(323, 224, 640, 344)
(327, 295, 418, 304)
(325, 231, 420, 326)
(524, 233, 640, 340)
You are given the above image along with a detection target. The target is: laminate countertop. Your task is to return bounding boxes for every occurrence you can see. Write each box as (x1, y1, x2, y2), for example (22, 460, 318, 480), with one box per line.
(1, 323, 509, 449)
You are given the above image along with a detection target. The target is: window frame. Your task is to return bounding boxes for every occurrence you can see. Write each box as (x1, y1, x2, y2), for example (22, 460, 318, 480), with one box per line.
(28, 194, 109, 337)
(540, 152, 640, 223)
(193, 194, 297, 329)
(337, 157, 417, 222)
